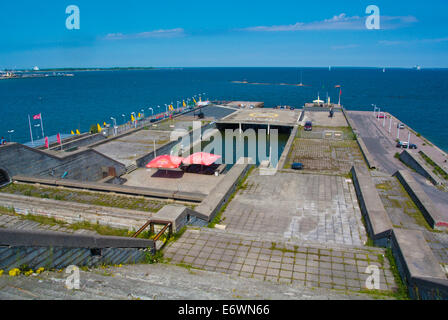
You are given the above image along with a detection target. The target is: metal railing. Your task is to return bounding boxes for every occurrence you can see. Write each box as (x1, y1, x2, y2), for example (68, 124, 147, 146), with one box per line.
(132, 219, 173, 251)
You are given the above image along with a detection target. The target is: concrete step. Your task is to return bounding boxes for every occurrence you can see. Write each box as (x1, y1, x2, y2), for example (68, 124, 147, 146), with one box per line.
(199, 226, 383, 255)
(0, 263, 377, 300)
(125, 163, 138, 174)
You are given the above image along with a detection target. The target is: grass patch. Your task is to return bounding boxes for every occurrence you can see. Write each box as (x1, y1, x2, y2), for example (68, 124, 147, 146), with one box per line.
(419, 151, 448, 180)
(376, 182, 393, 191)
(0, 205, 137, 237)
(384, 248, 409, 300)
(0, 182, 180, 213)
(144, 250, 165, 264)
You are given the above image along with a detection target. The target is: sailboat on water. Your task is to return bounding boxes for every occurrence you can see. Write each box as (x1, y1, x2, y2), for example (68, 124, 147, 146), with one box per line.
(296, 69, 310, 87)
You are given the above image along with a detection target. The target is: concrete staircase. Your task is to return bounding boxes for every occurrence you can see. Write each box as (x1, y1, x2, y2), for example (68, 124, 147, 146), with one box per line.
(125, 163, 138, 174)
(0, 263, 374, 300)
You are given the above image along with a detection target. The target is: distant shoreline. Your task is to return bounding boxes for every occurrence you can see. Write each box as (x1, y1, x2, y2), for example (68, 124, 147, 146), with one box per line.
(38, 67, 157, 72)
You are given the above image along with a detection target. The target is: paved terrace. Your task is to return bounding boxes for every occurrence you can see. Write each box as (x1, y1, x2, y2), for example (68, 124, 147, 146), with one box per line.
(221, 171, 367, 246)
(122, 168, 224, 195)
(165, 228, 395, 293)
(93, 130, 172, 167)
(301, 109, 348, 127)
(218, 108, 301, 127)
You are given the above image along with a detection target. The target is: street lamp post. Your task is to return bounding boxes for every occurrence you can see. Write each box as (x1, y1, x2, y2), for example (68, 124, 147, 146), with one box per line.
(389, 116, 392, 133)
(383, 113, 386, 127)
(372, 104, 377, 117)
(121, 114, 126, 125)
(110, 117, 117, 136)
(7, 130, 14, 142)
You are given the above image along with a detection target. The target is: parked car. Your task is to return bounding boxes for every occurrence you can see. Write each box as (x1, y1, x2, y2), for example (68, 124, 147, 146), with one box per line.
(377, 113, 387, 119)
(397, 123, 405, 129)
(291, 163, 303, 170)
(304, 121, 312, 131)
(396, 141, 417, 149)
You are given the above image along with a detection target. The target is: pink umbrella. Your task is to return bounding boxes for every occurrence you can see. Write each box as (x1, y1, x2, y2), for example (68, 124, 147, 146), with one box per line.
(182, 152, 221, 166)
(146, 155, 183, 169)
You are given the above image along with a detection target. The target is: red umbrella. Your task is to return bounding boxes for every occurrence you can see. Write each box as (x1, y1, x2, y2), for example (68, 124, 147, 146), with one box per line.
(182, 152, 221, 166)
(146, 155, 183, 169)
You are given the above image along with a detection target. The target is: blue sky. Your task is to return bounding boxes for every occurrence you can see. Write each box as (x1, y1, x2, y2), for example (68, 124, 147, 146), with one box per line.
(1, 0, 448, 68)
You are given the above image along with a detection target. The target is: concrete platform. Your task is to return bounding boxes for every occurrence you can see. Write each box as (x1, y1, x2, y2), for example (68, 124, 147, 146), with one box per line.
(122, 167, 224, 195)
(218, 108, 300, 127)
(93, 130, 172, 166)
(302, 110, 348, 127)
(164, 228, 395, 293)
(220, 171, 367, 246)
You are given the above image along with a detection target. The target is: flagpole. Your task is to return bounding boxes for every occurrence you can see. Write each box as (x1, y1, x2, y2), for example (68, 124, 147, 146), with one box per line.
(28, 114, 34, 146)
(40, 113, 45, 138)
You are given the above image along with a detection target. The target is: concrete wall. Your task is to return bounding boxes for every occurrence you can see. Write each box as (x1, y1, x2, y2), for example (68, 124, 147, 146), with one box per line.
(55, 133, 106, 151)
(277, 125, 298, 170)
(393, 170, 447, 230)
(399, 150, 442, 185)
(350, 166, 393, 245)
(0, 246, 149, 271)
(0, 229, 154, 271)
(0, 143, 126, 182)
(195, 158, 253, 222)
(0, 192, 153, 231)
(342, 108, 377, 169)
(149, 205, 207, 233)
(390, 228, 448, 299)
(12, 175, 205, 202)
(37, 133, 89, 151)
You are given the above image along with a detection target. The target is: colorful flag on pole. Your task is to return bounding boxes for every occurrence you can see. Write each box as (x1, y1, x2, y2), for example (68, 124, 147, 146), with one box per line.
(71, 130, 74, 135)
(33, 113, 41, 120)
(193, 98, 197, 104)
(97, 124, 102, 133)
(76, 129, 80, 135)
(45, 137, 49, 149)
(131, 114, 135, 122)
(183, 101, 186, 107)
(57, 133, 61, 145)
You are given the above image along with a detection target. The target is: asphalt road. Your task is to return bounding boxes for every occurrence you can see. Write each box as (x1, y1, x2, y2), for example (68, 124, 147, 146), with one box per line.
(348, 111, 448, 214)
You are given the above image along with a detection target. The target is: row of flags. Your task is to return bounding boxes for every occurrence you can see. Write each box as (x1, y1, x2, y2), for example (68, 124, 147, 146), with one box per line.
(34, 98, 200, 145)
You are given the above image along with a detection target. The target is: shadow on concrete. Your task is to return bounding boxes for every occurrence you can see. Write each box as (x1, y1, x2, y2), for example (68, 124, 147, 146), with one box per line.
(151, 170, 185, 179)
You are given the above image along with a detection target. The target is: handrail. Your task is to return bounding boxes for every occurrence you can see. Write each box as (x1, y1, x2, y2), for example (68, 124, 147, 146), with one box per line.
(131, 220, 172, 250)
(131, 220, 152, 238)
(153, 223, 172, 242)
